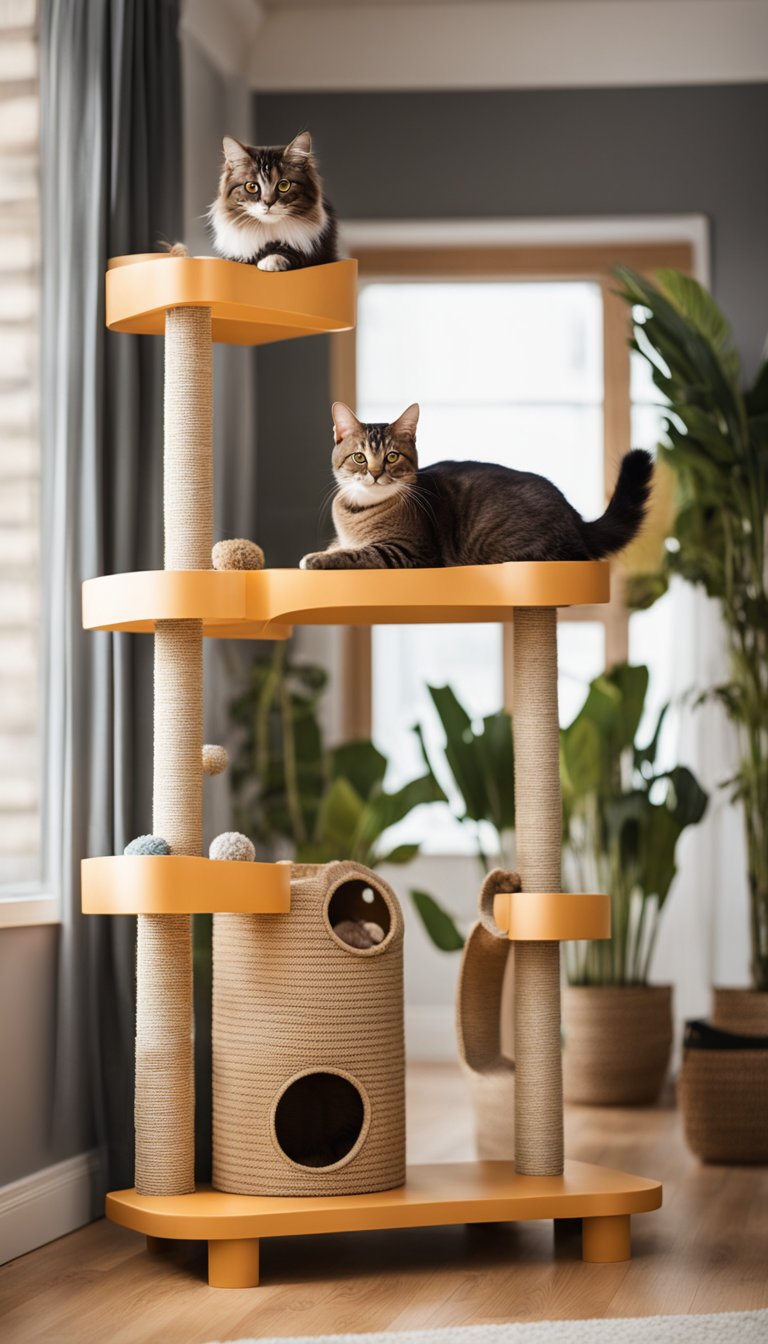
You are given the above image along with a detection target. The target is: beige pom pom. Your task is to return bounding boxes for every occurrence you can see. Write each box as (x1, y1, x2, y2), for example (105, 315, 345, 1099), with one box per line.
(209, 831, 256, 862)
(202, 744, 228, 776)
(212, 539, 265, 571)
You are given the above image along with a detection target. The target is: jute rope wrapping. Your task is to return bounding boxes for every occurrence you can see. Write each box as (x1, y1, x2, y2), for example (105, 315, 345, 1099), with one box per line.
(212, 862, 406, 1196)
(457, 872, 520, 1158)
(135, 306, 213, 1196)
(512, 607, 564, 1175)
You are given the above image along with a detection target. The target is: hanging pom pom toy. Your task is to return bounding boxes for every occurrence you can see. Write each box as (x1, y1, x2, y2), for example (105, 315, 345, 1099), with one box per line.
(202, 744, 229, 776)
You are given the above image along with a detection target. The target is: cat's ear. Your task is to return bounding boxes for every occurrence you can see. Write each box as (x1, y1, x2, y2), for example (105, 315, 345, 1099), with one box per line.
(391, 403, 420, 439)
(222, 136, 251, 168)
(332, 401, 362, 444)
(284, 131, 312, 163)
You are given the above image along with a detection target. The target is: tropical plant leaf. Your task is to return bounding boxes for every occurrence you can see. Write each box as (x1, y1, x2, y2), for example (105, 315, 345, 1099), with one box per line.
(315, 777, 366, 854)
(376, 843, 420, 866)
(410, 889, 465, 951)
(330, 739, 387, 801)
(475, 709, 515, 833)
(634, 701, 669, 775)
(655, 268, 741, 388)
(428, 684, 489, 821)
(358, 772, 446, 852)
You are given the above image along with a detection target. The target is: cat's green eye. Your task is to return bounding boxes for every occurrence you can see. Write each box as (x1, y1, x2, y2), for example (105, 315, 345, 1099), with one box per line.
(386, 450, 400, 463)
(352, 451, 367, 464)
(244, 181, 258, 195)
(277, 178, 291, 193)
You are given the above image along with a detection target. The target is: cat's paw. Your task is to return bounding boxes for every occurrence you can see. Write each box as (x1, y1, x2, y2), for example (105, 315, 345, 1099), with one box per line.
(257, 254, 291, 272)
(300, 551, 330, 569)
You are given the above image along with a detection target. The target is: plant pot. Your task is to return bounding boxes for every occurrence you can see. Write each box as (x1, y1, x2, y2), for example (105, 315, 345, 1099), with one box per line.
(678, 1019, 768, 1164)
(563, 985, 673, 1106)
(711, 987, 768, 1035)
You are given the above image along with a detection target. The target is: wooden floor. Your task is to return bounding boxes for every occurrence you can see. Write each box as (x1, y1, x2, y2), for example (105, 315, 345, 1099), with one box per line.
(1, 1064, 767, 1343)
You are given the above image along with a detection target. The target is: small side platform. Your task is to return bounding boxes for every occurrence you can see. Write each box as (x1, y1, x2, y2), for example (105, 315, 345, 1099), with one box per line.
(107, 1159, 662, 1287)
(82, 854, 291, 915)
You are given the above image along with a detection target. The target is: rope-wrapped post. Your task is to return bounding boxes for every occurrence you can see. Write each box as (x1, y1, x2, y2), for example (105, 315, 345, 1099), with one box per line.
(512, 606, 564, 1176)
(135, 307, 213, 1195)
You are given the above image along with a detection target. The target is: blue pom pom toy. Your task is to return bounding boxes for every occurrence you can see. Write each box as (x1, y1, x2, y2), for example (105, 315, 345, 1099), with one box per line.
(124, 834, 171, 856)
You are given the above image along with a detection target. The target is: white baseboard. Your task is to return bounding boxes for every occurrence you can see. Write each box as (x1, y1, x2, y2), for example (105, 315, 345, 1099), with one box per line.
(406, 1005, 458, 1063)
(0, 1149, 102, 1266)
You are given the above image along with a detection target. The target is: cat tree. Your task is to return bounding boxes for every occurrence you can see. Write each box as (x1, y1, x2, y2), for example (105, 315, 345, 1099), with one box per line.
(81, 253, 661, 1288)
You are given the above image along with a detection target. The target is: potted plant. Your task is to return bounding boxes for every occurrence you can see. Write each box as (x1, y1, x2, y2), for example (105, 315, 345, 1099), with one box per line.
(615, 266, 768, 1019)
(614, 267, 768, 1157)
(561, 662, 707, 1104)
(229, 644, 447, 869)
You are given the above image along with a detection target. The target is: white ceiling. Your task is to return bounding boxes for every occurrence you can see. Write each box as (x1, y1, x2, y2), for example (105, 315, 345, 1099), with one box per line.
(182, 0, 768, 91)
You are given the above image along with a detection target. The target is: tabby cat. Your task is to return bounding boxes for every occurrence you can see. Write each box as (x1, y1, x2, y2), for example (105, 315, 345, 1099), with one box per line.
(300, 403, 653, 569)
(208, 131, 338, 271)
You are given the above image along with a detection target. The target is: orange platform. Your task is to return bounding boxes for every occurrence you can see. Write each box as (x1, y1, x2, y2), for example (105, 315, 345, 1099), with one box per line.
(107, 1159, 662, 1285)
(82, 560, 610, 638)
(492, 891, 611, 941)
(106, 254, 356, 345)
(81, 854, 291, 915)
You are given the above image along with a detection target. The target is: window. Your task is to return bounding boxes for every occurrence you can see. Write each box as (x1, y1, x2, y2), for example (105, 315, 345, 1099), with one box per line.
(331, 234, 698, 854)
(0, 5, 42, 898)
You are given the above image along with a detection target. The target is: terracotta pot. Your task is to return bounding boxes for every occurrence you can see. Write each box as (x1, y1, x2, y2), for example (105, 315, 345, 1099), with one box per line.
(678, 1016, 768, 1165)
(563, 985, 673, 1106)
(711, 987, 768, 1035)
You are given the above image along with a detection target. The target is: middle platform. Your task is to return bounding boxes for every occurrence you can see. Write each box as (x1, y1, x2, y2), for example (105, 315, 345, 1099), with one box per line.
(83, 560, 609, 638)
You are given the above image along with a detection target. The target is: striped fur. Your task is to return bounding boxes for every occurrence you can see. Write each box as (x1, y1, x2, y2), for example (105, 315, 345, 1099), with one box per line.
(209, 132, 338, 271)
(300, 403, 653, 570)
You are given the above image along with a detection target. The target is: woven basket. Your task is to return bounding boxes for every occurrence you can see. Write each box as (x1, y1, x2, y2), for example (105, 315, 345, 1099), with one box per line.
(711, 987, 768, 1035)
(212, 861, 405, 1196)
(678, 1019, 768, 1164)
(563, 985, 672, 1106)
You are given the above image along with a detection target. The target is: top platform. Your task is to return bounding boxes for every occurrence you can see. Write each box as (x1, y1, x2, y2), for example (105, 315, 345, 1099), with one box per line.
(106, 254, 357, 345)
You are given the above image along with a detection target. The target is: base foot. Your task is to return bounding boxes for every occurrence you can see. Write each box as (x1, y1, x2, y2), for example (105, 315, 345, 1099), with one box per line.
(582, 1214, 631, 1262)
(146, 1235, 166, 1254)
(208, 1237, 260, 1288)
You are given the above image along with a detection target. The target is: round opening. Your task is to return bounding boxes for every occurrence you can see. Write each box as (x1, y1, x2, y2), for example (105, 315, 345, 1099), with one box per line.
(327, 878, 393, 952)
(273, 1071, 367, 1170)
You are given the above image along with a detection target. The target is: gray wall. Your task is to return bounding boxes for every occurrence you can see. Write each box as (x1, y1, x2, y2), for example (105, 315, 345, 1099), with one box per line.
(254, 82, 768, 562)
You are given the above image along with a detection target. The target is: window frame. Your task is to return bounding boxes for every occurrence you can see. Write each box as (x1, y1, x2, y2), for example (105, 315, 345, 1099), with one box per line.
(0, 12, 55, 927)
(331, 222, 702, 739)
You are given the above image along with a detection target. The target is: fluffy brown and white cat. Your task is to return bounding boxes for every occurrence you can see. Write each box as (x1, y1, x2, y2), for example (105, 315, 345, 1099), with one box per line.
(208, 131, 338, 271)
(300, 403, 653, 569)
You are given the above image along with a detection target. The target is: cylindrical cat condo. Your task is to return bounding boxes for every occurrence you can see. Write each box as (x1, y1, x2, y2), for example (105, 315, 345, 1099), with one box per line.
(212, 861, 406, 1196)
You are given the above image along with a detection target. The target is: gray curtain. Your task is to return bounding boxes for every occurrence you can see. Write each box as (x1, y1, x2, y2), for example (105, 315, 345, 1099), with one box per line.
(40, 0, 182, 1193)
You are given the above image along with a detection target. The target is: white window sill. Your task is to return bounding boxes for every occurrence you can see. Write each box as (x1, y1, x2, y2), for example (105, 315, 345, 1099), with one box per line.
(0, 891, 59, 928)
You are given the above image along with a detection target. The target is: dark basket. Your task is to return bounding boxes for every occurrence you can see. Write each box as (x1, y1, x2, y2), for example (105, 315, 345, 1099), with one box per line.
(678, 1020, 768, 1165)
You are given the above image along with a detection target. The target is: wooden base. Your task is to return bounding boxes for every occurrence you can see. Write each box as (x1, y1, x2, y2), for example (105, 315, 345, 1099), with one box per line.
(107, 1160, 660, 1286)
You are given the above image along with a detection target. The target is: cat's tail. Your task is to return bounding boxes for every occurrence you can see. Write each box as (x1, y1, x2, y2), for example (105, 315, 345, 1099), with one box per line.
(581, 448, 654, 559)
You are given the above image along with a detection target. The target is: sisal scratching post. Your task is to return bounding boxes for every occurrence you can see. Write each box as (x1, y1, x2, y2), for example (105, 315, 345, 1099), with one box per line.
(512, 606, 563, 1176)
(135, 307, 212, 1196)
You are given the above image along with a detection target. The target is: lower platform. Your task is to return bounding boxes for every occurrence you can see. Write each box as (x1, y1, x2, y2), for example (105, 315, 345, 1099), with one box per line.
(107, 1159, 662, 1286)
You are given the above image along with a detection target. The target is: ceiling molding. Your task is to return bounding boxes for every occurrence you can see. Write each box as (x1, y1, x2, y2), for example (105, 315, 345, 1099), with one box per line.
(187, 0, 768, 92)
